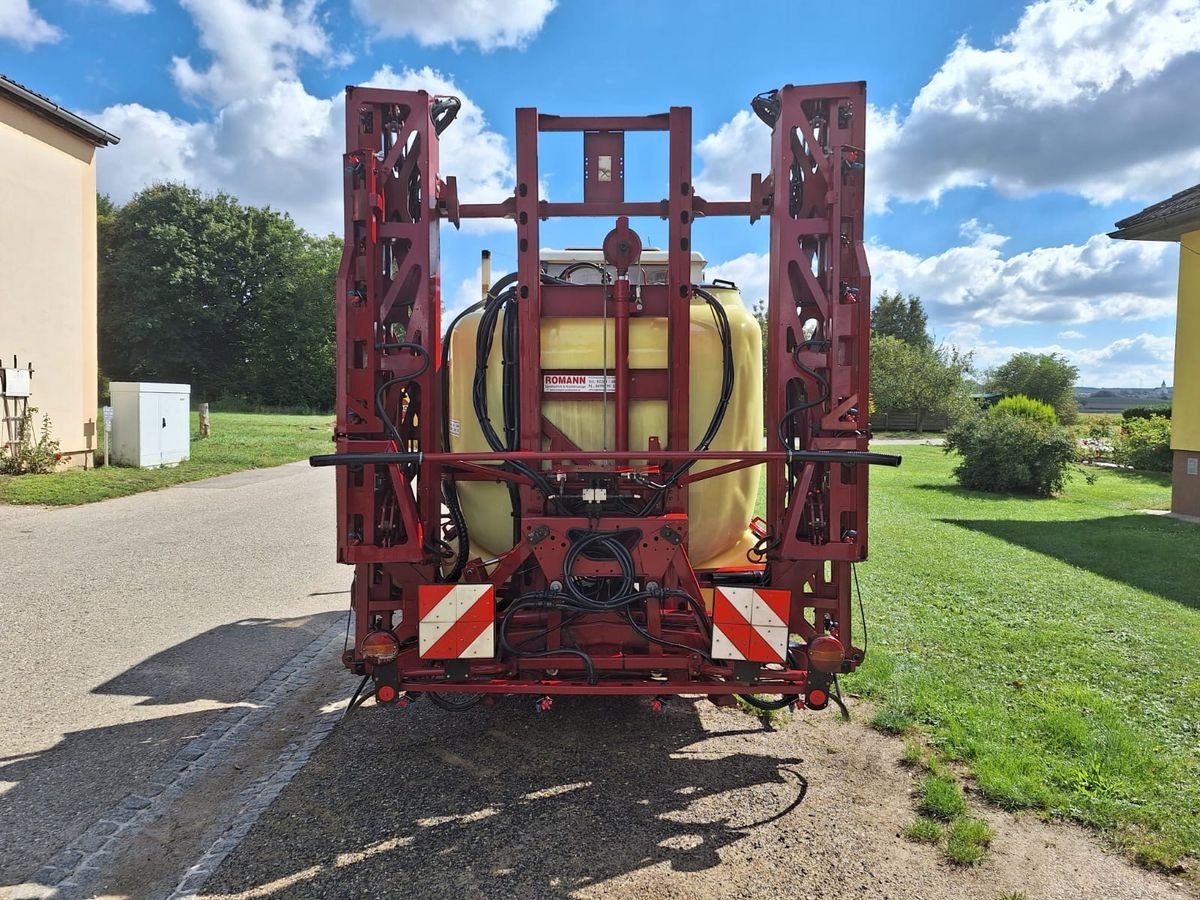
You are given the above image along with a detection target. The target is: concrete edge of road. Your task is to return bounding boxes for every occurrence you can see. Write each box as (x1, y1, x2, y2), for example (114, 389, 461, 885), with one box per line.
(9, 619, 350, 900)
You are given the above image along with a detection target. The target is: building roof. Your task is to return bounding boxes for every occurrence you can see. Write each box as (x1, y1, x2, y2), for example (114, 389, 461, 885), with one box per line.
(0, 74, 119, 147)
(1109, 183, 1200, 242)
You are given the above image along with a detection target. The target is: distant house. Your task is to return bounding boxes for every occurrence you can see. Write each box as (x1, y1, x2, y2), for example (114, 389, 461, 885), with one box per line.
(0, 75, 118, 467)
(1111, 185, 1200, 516)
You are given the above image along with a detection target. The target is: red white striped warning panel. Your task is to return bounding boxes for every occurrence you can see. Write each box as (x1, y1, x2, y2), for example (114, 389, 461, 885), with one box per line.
(417, 584, 495, 659)
(711, 587, 791, 664)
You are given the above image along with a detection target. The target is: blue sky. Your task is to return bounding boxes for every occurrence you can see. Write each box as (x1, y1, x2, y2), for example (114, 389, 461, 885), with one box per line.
(3, 0, 1196, 386)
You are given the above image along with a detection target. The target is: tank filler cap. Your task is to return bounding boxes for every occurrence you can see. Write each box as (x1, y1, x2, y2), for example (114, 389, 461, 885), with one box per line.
(602, 216, 642, 276)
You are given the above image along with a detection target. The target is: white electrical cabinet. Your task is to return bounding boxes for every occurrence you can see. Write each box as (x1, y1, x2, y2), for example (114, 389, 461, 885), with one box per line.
(109, 382, 191, 468)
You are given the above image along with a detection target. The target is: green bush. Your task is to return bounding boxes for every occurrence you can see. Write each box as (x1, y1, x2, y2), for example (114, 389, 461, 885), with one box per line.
(1114, 415, 1172, 472)
(0, 408, 62, 475)
(1079, 413, 1122, 439)
(944, 413, 1077, 496)
(1070, 414, 1121, 463)
(988, 394, 1057, 425)
(1122, 404, 1171, 421)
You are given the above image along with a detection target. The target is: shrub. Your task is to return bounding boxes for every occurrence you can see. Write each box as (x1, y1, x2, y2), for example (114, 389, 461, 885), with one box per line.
(0, 408, 62, 475)
(944, 413, 1077, 496)
(1122, 404, 1171, 421)
(1071, 414, 1121, 463)
(988, 394, 1057, 425)
(1114, 415, 1172, 472)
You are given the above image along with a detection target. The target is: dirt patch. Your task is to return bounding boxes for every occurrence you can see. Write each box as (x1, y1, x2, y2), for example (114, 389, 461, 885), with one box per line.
(201, 696, 1196, 900)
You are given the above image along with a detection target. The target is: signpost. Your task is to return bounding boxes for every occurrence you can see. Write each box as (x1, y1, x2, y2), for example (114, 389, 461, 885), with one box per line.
(102, 405, 112, 468)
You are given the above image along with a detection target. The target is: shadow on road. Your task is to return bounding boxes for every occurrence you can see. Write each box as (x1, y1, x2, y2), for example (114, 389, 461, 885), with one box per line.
(0, 611, 344, 886)
(940, 514, 1198, 610)
(93, 614, 345, 705)
(205, 696, 811, 897)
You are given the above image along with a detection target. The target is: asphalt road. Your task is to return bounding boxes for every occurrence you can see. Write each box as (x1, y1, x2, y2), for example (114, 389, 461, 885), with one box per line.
(0, 462, 347, 888)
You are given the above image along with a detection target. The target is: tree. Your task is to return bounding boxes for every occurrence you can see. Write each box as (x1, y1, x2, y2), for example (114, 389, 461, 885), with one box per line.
(871, 335, 974, 431)
(99, 184, 338, 409)
(985, 352, 1079, 424)
(872, 291, 931, 348)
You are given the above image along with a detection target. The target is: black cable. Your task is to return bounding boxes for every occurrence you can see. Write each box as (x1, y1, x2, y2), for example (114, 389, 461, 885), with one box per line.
(343, 675, 373, 719)
(499, 594, 597, 683)
(738, 650, 801, 711)
(562, 528, 639, 609)
(831, 675, 851, 720)
(472, 283, 553, 497)
(438, 275, 521, 581)
(852, 561, 867, 655)
(775, 339, 831, 451)
(558, 261, 609, 281)
(638, 285, 735, 514)
(375, 343, 431, 447)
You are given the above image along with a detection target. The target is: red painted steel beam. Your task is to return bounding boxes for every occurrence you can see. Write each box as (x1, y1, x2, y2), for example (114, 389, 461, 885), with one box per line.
(537, 114, 670, 132)
(515, 107, 544, 522)
(665, 106, 692, 514)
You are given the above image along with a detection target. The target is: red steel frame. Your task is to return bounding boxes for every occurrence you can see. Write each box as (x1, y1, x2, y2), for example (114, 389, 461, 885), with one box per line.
(318, 83, 894, 707)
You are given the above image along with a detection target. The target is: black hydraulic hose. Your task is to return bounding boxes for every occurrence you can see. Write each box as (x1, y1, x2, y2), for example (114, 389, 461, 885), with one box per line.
(499, 593, 597, 683)
(775, 339, 831, 451)
(562, 528, 639, 609)
(374, 343, 431, 447)
(472, 283, 554, 497)
(442, 272, 520, 446)
(738, 649, 801, 711)
(558, 261, 609, 281)
(638, 285, 735, 513)
(439, 276, 520, 582)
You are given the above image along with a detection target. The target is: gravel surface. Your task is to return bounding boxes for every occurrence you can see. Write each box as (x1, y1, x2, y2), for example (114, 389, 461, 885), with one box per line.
(203, 695, 1196, 900)
(0, 462, 347, 886)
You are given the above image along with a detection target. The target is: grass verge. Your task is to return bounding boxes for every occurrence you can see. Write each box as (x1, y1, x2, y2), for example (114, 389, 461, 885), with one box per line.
(945, 816, 994, 865)
(0, 412, 331, 505)
(903, 816, 944, 844)
(918, 774, 966, 822)
(846, 445, 1196, 872)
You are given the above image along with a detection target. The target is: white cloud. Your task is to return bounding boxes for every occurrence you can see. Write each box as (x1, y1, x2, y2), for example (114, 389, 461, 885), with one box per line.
(104, 0, 152, 12)
(709, 244, 1176, 385)
(92, 1, 516, 233)
(706, 251, 769, 306)
(709, 224, 1175, 332)
(694, 110, 763, 201)
(0, 0, 60, 47)
(967, 332, 1175, 386)
(351, 0, 556, 51)
(869, 226, 1178, 326)
(874, 0, 1200, 208)
(170, 0, 337, 106)
(694, 0, 1200, 211)
(95, 64, 516, 236)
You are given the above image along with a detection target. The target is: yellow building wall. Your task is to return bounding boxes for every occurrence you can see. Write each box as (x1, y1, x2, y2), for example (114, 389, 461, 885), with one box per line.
(1174, 229, 1200, 451)
(0, 99, 98, 464)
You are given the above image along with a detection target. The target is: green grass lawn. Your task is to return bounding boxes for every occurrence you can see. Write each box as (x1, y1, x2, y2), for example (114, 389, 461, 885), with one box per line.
(0, 411, 332, 505)
(843, 445, 1198, 871)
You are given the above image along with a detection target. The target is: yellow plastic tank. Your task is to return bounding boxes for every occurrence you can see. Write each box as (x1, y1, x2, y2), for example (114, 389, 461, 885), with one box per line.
(446, 257, 762, 569)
